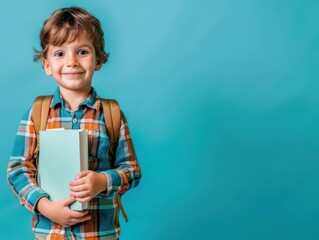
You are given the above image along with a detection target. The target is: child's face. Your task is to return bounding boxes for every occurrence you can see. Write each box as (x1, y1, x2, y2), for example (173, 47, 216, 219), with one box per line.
(42, 31, 101, 94)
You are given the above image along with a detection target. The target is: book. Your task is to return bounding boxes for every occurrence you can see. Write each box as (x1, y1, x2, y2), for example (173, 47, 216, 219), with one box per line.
(38, 129, 89, 211)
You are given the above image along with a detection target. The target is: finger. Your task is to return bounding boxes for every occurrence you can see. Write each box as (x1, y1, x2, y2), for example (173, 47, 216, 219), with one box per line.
(71, 214, 91, 224)
(62, 223, 71, 228)
(70, 177, 87, 186)
(70, 188, 90, 198)
(70, 184, 88, 192)
(62, 196, 76, 206)
(70, 210, 90, 218)
(75, 196, 92, 203)
(75, 170, 91, 180)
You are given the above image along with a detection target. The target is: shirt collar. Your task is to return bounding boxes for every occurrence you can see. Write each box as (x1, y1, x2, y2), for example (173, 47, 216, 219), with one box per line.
(51, 87, 100, 110)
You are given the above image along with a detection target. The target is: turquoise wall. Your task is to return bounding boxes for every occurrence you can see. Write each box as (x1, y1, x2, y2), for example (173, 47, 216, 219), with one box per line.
(1, 0, 319, 239)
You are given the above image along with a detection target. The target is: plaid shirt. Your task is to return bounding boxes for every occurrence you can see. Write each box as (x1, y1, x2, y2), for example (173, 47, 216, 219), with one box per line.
(7, 87, 141, 239)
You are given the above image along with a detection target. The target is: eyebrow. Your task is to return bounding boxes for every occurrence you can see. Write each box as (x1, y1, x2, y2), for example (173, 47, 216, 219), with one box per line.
(77, 44, 94, 49)
(49, 44, 94, 53)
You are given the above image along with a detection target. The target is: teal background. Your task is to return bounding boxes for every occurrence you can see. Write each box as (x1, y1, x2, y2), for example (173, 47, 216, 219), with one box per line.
(1, 0, 319, 239)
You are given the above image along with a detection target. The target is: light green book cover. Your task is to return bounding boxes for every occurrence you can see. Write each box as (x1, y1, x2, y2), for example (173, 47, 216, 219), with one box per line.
(38, 129, 89, 211)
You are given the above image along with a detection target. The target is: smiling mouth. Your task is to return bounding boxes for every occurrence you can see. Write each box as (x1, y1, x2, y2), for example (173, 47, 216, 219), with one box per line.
(63, 72, 84, 76)
(62, 72, 85, 78)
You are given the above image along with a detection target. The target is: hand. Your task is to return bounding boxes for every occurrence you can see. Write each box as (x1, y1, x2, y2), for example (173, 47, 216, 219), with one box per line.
(69, 170, 107, 202)
(36, 197, 91, 227)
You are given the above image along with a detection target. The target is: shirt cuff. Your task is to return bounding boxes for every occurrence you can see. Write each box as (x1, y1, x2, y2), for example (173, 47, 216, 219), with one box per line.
(99, 170, 123, 198)
(21, 186, 49, 214)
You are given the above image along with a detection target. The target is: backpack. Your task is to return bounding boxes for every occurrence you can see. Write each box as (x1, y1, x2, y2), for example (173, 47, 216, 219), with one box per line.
(31, 95, 128, 222)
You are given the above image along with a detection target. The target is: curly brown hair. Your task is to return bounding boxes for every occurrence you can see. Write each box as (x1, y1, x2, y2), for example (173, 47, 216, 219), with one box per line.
(34, 6, 109, 64)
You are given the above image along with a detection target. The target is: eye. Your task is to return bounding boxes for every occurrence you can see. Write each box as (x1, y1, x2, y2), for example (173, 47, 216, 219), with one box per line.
(53, 51, 64, 57)
(78, 49, 89, 56)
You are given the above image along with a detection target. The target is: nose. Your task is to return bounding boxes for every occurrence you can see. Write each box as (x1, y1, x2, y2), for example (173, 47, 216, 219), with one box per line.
(66, 54, 78, 67)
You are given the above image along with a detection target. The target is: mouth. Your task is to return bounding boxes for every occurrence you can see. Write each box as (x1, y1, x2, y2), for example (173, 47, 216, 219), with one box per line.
(62, 72, 85, 77)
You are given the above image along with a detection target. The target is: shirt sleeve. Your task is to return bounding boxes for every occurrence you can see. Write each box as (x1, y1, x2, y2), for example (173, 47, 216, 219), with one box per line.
(100, 111, 142, 198)
(6, 107, 49, 213)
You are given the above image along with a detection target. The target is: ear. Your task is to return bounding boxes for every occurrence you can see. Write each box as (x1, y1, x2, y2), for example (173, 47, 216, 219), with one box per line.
(95, 62, 102, 71)
(42, 59, 52, 76)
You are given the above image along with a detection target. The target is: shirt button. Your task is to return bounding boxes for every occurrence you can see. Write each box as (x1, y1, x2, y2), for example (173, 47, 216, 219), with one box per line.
(72, 118, 78, 124)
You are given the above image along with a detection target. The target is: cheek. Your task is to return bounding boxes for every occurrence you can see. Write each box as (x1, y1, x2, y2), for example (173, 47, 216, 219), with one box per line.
(51, 65, 62, 74)
(87, 57, 97, 70)
(86, 63, 96, 74)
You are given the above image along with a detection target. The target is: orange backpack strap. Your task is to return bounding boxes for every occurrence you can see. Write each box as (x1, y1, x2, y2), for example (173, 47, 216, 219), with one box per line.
(101, 99, 128, 222)
(31, 95, 53, 160)
(101, 99, 121, 150)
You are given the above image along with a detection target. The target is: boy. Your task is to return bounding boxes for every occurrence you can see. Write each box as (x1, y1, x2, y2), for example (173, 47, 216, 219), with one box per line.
(7, 6, 141, 240)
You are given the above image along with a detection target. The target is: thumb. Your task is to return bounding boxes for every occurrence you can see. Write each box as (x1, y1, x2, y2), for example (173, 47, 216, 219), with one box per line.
(62, 196, 76, 206)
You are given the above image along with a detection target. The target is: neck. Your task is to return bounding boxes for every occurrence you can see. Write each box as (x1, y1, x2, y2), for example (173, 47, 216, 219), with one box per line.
(59, 88, 91, 111)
